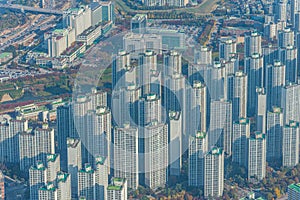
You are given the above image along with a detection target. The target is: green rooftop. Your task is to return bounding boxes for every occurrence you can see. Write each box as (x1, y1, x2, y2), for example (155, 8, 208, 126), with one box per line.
(53, 29, 66, 34)
(195, 131, 206, 139)
(47, 154, 58, 162)
(0, 52, 12, 59)
(210, 147, 222, 155)
(95, 156, 106, 165)
(107, 185, 122, 191)
(57, 172, 69, 183)
(288, 183, 300, 193)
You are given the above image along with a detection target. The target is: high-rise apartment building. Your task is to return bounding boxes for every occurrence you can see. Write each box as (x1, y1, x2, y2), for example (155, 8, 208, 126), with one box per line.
(204, 147, 224, 198)
(29, 161, 47, 200)
(194, 46, 212, 65)
(0, 116, 28, 163)
(278, 28, 294, 48)
(266, 61, 286, 109)
(266, 107, 284, 164)
(46, 154, 60, 182)
(232, 118, 250, 167)
(279, 45, 297, 83)
(63, 6, 92, 37)
(227, 71, 248, 122)
(282, 121, 299, 167)
(56, 172, 72, 200)
(219, 37, 237, 62)
(209, 100, 232, 155)
(188, 131, 208, 187)
(245, 31, 262, 58)
(281, 83, 300, 124)
(19, 124, 55, 172)
(256, 87, 267, 133)
(113, 125, 139, 189)
(67, 138, 82, 199)
(168, 111, 182, 176)
(106, 178, 127, 200)
(244, 53, 264, 116)
(131, 14, 147, 34)
(247, 132, 266, 180)
(144, 122, 168, 189)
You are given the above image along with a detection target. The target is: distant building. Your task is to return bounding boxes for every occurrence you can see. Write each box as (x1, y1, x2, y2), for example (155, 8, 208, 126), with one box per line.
(278, 28, 294, 48)
(106, 178, 127, 200)
(90, 2, 102, 26)
(78, 163, 97, 200)
(143, 0, 188, 7)
(123, 33, 162, 58)
(147, 28, 185, 50)
(278, 45, 297, 83)
(131, 14, 147, 34)
(100, 1, 114, 22)
(244, 31, 262, 58)
(194, 46, 212, 65)
(186, 81, 207, 136)
(46, 28, 76, 57)
(219, 37, 237, 62)
(63, 6, 92, 37)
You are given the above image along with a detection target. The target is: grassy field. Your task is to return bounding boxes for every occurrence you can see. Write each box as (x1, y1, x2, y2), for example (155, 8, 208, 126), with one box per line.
(114, 0, 220, 15)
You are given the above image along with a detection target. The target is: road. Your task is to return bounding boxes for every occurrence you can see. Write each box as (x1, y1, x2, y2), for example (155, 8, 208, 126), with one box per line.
(115, 0, 219, 16)
(0, 3, 63, 15)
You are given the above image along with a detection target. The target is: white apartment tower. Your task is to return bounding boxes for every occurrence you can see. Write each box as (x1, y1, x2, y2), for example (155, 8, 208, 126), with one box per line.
(113, 125, 139, 189)
(232, 118, 250, 167)
(204, 147, 224, 198)
(282, 121, 299, 167)
(266, 107, 284, 163)
(144, 122, 168, 189)
(245, 31, 262, 58)
(29, 161, 47, 200)
(106, 178, 127, 200)
(247, 132, 266, 180)
(67, 138, 82, 199)
(188, 131, 208, 187)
